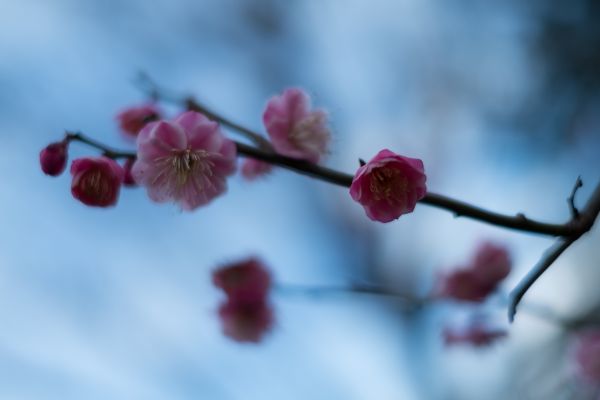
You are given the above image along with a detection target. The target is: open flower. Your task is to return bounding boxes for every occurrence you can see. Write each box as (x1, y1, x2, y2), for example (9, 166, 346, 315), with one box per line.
(116, 103, 161, 137)
(132, 111, 237, 211)
(70, 157, 124, 207)
(263, 88, 330, 163)
(40, 140, 69, 176)
(350, 149, 426, 222)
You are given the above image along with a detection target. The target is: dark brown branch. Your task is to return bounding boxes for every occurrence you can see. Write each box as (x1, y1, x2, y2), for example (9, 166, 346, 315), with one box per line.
(235, 142, 581, 237)
(65, 132, 598, 239)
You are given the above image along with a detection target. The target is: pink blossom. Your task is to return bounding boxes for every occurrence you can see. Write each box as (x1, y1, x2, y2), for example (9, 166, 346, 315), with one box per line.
(263, 88, 330, 163)
(349, 149, 427, 222)
(218, 298, 273, 343)
(40, 140, 68, 176)
(443, 323, 507, 347)
(241, 158, 273, 180)
(571, 330, 600, 383)
(131, 111, 237, 211)
(213, 258, 271, 303)
(116, 103, 161, 137)
(70, 157, 124, 207)
(471, 242, 511, 284)
(434, 269, 494, 302)
(433, 242, 511, 302)
(122, 158, 137, 187)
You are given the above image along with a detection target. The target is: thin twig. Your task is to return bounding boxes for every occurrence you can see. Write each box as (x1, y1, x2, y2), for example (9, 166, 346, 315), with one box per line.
(568, 176, 583, 219)
(65, 131, 135, 160)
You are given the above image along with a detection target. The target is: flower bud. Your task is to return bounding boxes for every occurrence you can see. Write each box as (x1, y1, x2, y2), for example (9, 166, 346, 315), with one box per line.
(40, 140, 68, 176)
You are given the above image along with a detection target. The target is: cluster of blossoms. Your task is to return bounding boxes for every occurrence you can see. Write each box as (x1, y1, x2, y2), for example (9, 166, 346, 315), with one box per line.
(40, 87, 428, 223)
(432, 242, 512, 348)
(212, 258, 274, 343)
(39, 86, 431, 344)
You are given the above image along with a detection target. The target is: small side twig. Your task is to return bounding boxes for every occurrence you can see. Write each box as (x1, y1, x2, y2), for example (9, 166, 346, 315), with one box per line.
(568, 176, 583, 219)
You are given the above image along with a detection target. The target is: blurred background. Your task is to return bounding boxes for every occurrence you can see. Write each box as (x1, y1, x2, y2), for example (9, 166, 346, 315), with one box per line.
(1, 0, 599, 398)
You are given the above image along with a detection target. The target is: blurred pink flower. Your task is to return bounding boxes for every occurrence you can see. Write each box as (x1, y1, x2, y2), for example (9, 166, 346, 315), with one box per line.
(132, 111, 237, 211)
(116, 103, 161, 137)
(433, 242, 511, 302)
(571, 330, 600, 384)
(263, 88, 330, 163)
(213, 258, 274, 343)
(241, 158, 273, 181)
(213, 258, 271, 303)
(40, 140, 68, 176)
(218, 298, 273, 343)
(70, 156, 124, 207)
(471, 242, 511, 284)
(349, 149, 426, 222)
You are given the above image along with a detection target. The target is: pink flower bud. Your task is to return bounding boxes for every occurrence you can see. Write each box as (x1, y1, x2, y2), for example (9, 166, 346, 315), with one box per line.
(116, 103, 161, 137)
(218, 298, 273, 343)
(443, 323, 507, 347)
(122, 158, 137, 187)
(263, 88, 330, 163)
(349, 149, 427, 222)
(213, 258, 271, 303)
(70, 157, 124, 207)
(241, 158, 273, 181)
(132, 111, 237, 211)
(39, 140, 68, 176)
(571, 330, 600, 383)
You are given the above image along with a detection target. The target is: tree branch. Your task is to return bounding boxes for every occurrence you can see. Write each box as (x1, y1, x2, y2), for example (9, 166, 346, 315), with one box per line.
(65, 131, 597, 239)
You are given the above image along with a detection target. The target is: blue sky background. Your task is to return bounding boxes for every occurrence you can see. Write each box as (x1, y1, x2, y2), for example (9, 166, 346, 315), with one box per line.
(1, 0, 599, 399)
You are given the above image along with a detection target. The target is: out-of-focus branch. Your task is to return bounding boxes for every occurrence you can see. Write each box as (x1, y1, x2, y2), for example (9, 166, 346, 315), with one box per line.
(509, 182, 600, 322)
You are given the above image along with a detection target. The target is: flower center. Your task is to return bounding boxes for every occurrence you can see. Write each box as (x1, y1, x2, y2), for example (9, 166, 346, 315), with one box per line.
(153, 148, 215, 190)
(290, 114, 329, 153)
(369, 167, 407, 204)
(80, 169, 111, 201)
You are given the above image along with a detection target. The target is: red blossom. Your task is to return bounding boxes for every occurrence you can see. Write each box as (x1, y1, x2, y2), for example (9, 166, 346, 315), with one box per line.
(70, 157, 124, 207)
(349, 149, 426, 222)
